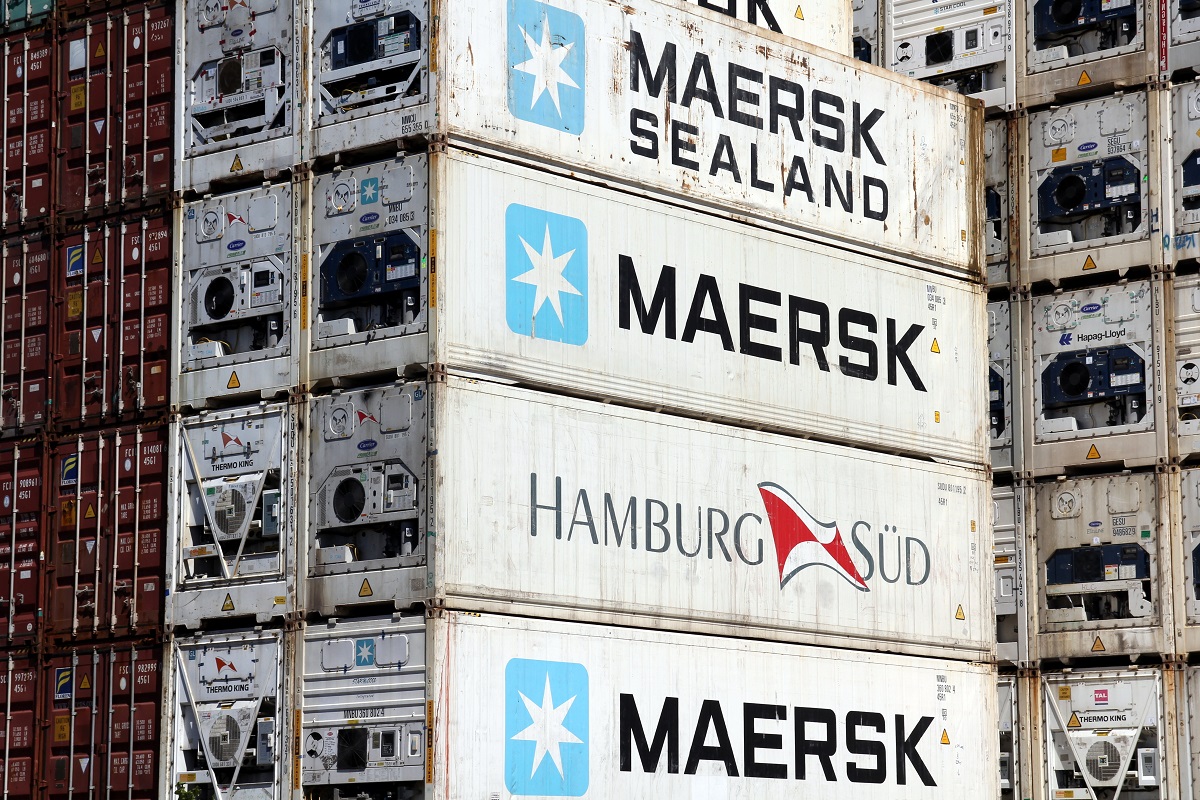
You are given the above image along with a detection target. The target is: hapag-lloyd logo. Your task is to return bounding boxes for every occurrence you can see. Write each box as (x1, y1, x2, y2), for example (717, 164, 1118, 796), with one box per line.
(529, 474, 931, 590)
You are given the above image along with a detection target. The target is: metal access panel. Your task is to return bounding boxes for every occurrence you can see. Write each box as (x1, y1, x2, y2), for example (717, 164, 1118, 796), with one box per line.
(987, 119, 1013, 283)
(306, 382, 427, 616)
(998, 676, 1020, 799)
(853, 0, 882, 63)
(309, 155, 429, 384)
(166, 403, 297, 630)
(1, 27, 52, 231)
(299, 615, 426, 797)
(1034, 473, 1168, 660)
(1027, 93, 1150, 261)
(1173, 83, 1200, 242)
(0, 652, 36, 798)
(1042, 668, 1164, 800)
(887, 0, 1012, 108)
(309, 0, 430, 159)
(992, 301, 1017, 471)
(166, 628, 287, 800)
(176, 181, 298, 409)
(995, 484, 1030, 665)
(181, 0, 296, 192)
(0, 235, 49, 434)
(0, 438, 46, 645)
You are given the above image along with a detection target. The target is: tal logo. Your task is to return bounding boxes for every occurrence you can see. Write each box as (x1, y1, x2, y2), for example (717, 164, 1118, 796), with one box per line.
(505, 204, 588, 345)
(1094, 689, 1109, 706)
(505, 658, 588, 796)
(507, 0, 585, 134)
(758, 482, 870, 592)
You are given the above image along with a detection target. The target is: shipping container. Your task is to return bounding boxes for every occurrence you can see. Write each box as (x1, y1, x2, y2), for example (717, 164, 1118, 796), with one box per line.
(1020, 90, 1162, 286)
(305, 149, 989, 466)
(1016, 0, 1157, 108)
(2, 25, 52, 231)
(986, 118, 1013, 287)
(42, 643, 162, 800)
(853, 0, 881, 63)
(303, 376, 992, 660)
(165, 402, 298, 630)
(886, 0, 1014, 109)
(179, 0, 295, 193)
(1172, 81, 1200, 262)
(174, 180, 299, 409)
(57, 4, 173, 218)
(1040, 668, 1167, 799)
(994, 483, 1030, 666)
(1032, 472, 1172, 662)
(1182, 665, 1200, 798)
(665, 0, 850, 51)
(1171, 272, 1200, 459)
(53, 214, 171, 429)
(0, 233, 49, 435)
(1, 0, 50, 32)
(991, 300, 1019, 472)
(0, 437, 45, 644)
(0, 650, 36, 798)
(1022, 279, 1168, 476)
(998, 675, 1020, 799)
(47, 424, 166, 641)
(1165, 0, 1200, 78)
(1173, 468, 1200, 652)
(165, 627, 286, 800)
(303, 0, 984, 279)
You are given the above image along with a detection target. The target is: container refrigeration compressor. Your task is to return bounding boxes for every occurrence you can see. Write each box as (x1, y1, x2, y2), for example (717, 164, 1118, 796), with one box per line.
(165, 402, 298, 630)
(1041, 668, 1165, 800)
(1026, 279, 1165, 474)
(1033, 472, 1170, 661)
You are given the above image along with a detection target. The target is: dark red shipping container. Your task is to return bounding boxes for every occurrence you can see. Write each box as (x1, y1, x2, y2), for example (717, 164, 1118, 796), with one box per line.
(0, 437, 46, 645)
(42, 644, 161, 798)
(2, 25, 52, 230)
(47, 424, 165, 641)
(57, 4, 172, 217)
(0, 650, 37, 798)
(1, 234, 50, 435)
(53, 214, 170, 429)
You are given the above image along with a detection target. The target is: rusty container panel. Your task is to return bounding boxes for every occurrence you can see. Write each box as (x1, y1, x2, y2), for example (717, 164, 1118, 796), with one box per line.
(53, 214, 171, 430)
(0, 438, 45, 645)
(42, 644, 162, 799)
(0, 651, 37, 798)
(1, 234, 49, 435)
(2, 25, 52, 230)
(58, 5, 173, 218)
(47, 425, 166, 641)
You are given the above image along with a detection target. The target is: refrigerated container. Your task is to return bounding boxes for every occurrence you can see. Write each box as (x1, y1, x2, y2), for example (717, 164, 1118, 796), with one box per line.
(1172, 81, 1200, 262)
(0, 436, 45, 644)
(986, 118, 1013, 286)
(853, 0, 881, 63)
(0, 233, 48, 435)
(994, 483, 1029, 665)
(1171, 271, 1200, 458)
(1165, 0, 1200, 78)
(998, 675, 1020, 799)
(1, 25, 52, 231)
(991, 300, 1018, 472)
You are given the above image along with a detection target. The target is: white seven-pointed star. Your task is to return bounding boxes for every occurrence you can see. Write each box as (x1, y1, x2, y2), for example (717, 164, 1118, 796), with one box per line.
(512, 16, 579, 114)
(512, 225, 581, 325)
(511, 674, 582, 778)
(362, 182, 377, 202)
(357, 641, 373, 663)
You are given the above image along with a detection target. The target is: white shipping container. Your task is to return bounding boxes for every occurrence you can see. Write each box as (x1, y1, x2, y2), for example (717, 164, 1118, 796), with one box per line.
(310, 0, 983, 278)
(304, 375, 992, 660)
(998, 675, 1020, 799)
(306, 149, 987, 465)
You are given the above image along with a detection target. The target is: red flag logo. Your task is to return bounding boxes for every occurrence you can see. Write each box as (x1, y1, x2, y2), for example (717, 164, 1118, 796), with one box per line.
(226, 212, 247, 226)
(355, 410, 379, 425)
(214, 657, 237, 673)
(221, 432, 243, 448)
(758, 482, 869, 592)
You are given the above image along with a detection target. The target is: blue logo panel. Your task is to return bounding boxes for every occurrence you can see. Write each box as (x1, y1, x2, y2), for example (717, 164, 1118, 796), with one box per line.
(60, 454, 78, 487)
(355, 639, 376, 667)
(54, 667, 72, 700)
(66, 245, 83, 278)
(505, 204, 588, 345)
(360, 178, 380, 206)
(505, 658, 589, 796)
(507, 0, 586, 134)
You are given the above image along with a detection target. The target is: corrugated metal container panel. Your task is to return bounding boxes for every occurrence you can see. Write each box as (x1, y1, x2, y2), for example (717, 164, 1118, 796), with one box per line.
(2, 25, 52, 231)
(428, 610, 999, 797)
(52, 214, 171, 430)
(57, 4, 173, 218)
(42, 644, 162, 799)
(305, 149, 987, 465)
(0, 651, 36, 798)
(46, 425, 166, 641)
(311, 0, 983, 279)
(1, 234, 49, 435)
(0, 437, 46, 644)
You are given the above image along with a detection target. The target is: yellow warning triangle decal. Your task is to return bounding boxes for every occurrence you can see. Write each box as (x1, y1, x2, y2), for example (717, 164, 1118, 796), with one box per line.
(930, 339, 941, 354)
(221, 593, 235, 612)
(940, 729, 950, 745)
(359, 578, 374, 597)
(794, 6, 804, 19)
(230, 154, 244, 172)
(84, 503, 95, 519)
(227, 372, 241, 390)
(94, 41, 105, 58)
(79, 674, 91, 690)
(1086, 444, 1101, 460)
(92, 247, 103, 264)
(1068, 712, 1082, 728)
(955, 604, 965, 621)
(1077, 70, 1091, 86)
(1092, 635, 1105, 652)
(1082, 255, 1098, 271)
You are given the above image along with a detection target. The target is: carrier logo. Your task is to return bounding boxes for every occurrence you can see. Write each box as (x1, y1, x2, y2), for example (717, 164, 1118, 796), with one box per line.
(60, 454, 79, 486)
(505, 658, 589, 796)
(359, 212, 380, 224)
(227, 239, 246, 252)
(360, 178, 379, 205)
(357, 439, 378, 452)
(1080, 302, 1103, 313)
(507, 0, 585, 134)
(758, 483, 869, 591)
(1078, 142, 1098, 152)
(54, 668, 72, 700)
(506, 204, 588, 345)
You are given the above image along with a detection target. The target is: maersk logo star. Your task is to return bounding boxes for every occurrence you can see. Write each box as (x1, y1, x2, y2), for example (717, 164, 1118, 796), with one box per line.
(505, 659, 588, 796)
(505, 204, 588, 345)
(360, 178, 379, 205)
(355, 639, 375, 667)
(507, 0, 585, 134)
